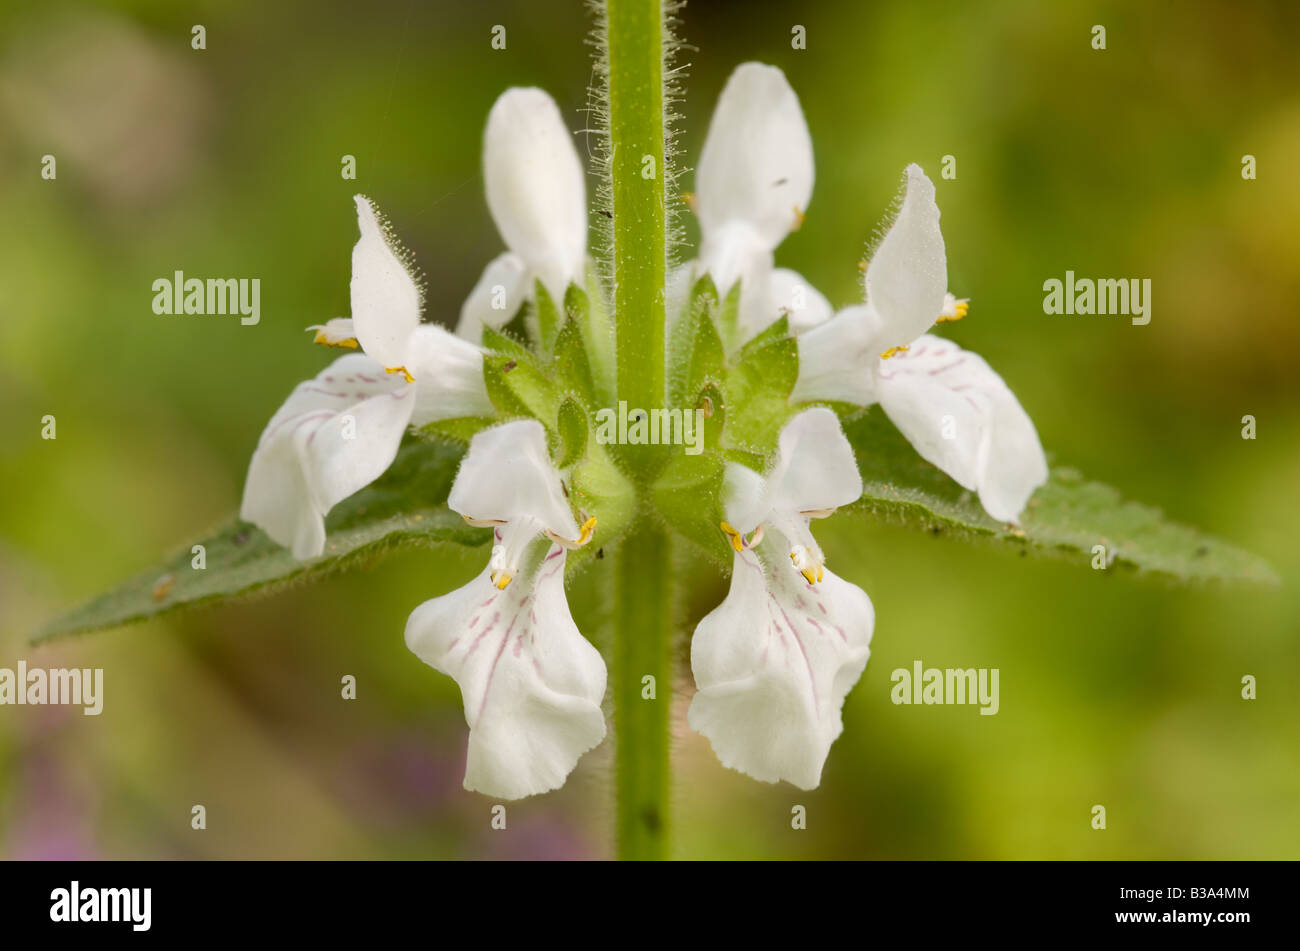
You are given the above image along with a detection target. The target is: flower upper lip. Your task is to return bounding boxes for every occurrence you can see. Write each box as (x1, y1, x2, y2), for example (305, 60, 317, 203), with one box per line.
(456, 87, 588, 344)
(677, 61, 824, 342)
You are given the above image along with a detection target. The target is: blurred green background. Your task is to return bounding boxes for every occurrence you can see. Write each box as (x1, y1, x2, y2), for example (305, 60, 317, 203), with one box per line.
(2, 0, 1297, 859)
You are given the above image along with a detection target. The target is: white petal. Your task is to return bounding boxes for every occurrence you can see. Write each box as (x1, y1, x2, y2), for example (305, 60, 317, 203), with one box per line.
(404, 324, 492, 422)
(725, 408, 862, 534)
(489, 517, 547, 581)
(447, 419, 580, 541)
(767, 407, 863, 514)
(768, 268, 832, 334)
(484, 88, 587, 299)
(689, 544, 873, 790)
(240, 354, 415, 559)
(876, 334, 1047, 522)
(721, 463, 768, 536)
(696, 62, 813, 252)
(351, 195, 423, 369)
(979, 386, 1049, 523)
(790, 305, 884, 406)
(405, 547, 607, 799)
(307, 317, 360, 349)
(455, 252, 529, 344)
(698, 220, 775, 340)
(863, 164, 947, 352)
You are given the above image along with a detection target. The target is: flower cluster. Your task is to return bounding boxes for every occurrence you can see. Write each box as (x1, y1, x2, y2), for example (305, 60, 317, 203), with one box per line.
(239, 63, 1048, 799)
(687, 63, 1048, 524)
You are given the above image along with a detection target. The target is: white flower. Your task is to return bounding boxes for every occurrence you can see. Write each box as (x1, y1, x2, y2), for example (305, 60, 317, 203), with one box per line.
(456, 88, 588, 343)
(689, 408, 873, 790)
(675, 62, 830, 340)
(791, 164, 1048, 523)
(404, 420, 604, 800)
(241, 196, 491, 559)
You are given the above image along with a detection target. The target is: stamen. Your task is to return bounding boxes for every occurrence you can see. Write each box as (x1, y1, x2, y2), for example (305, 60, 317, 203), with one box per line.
(801, 508, 836, 519)
(720, 521, 746, 552)
(386, 366, 414, 383)
(546, 515, 598, 550)
(792, 206, 806, 231)
(937, 296, 970, 323)
(790, 544, 825, 585)
(313, 330, 360, 349)
(880, 345, 909, 359)
(491, 570, 513, 590)
(747, 523, 765, 549)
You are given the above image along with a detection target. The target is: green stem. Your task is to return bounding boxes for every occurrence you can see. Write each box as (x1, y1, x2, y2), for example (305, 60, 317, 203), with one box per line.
(606, 0, 667, 427)
(613, 526, 672, 859)
(603, 0, 674, 862)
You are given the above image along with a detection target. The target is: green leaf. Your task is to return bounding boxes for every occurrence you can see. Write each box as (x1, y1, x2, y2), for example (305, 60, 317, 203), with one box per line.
(577, 269, 617, 404)
(555, 397, 589, 469)
(420, 415, 496, 444)
(480, 325, 530, 361)
(483, 351, 560, 426)
(737, 312, 792, 358)
(842, 410, 1278, 584)
(565, 439, 637, 575)
(716, 280, 743, 354)
(668, 275, 725, 409)
(532, 279, 563, 356)
(693, 380, 726, 455)
(482, 356, 531, 418)
(652, 449, 730, 566)
(720, 317, 798, 457)
(554, 316, 597, 407)
(36, 435, 485, 642)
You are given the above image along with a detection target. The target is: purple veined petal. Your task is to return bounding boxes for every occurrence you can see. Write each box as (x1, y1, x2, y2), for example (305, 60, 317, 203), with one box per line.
(404, 546, 607, 800)
(240, 353, 415, 559)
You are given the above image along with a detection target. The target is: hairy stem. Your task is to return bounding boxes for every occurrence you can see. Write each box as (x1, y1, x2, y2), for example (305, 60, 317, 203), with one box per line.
(602, 0, 675, 861)
(613, 525, 673, 859)
(606, 0, 667, 432)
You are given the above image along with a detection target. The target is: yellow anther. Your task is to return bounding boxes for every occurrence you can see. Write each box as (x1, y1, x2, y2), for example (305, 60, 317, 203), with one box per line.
(314, 331, 360, 349)
(937, 298, 969, 323)
(790, 547, 825, 585)
(575, 516, 597, 546)
(491, 571, 513, 590)
(385, 366, 414, 383)
(880, 345, 909, 359)
(720, 521, 745, 552)
(792, 205, 806, 231)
